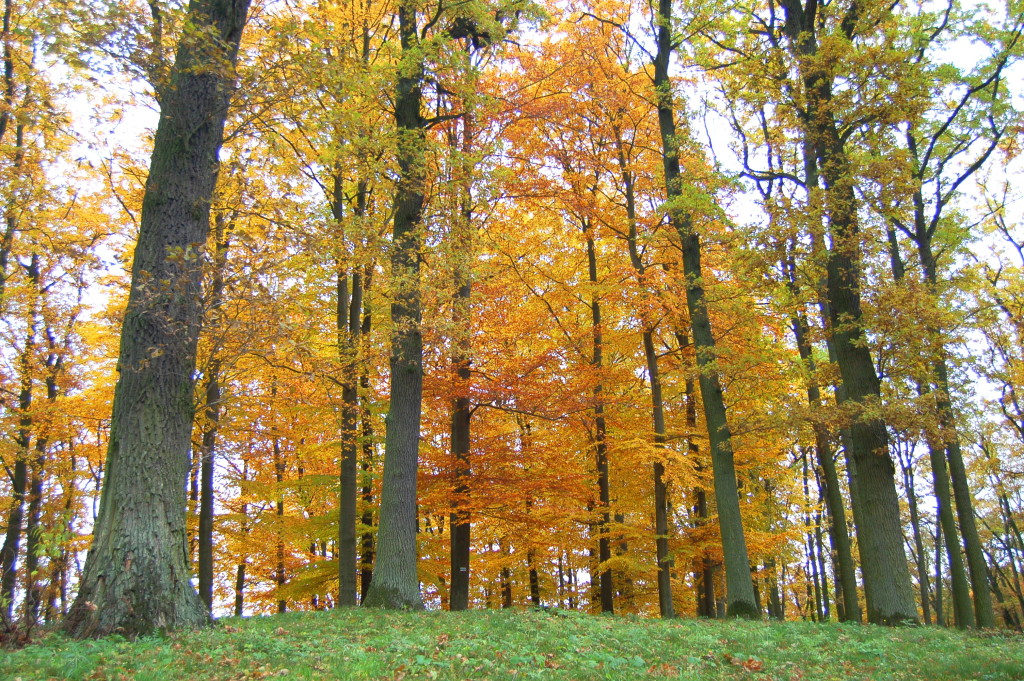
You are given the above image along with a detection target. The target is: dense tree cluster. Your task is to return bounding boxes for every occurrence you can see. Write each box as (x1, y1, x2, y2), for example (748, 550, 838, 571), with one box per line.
(1, 0, 1023, 638)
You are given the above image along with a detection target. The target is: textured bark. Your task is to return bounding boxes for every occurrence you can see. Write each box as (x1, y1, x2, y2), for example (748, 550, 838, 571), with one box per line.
(653, 0, 756, 618)
(363, 0, 426, 610)
(62, 0, 249, 638)
(780, 0, 916, 624)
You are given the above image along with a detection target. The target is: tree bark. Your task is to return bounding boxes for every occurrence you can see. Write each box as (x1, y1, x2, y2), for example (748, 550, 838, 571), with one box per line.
(654, 0, 756, 618)
(363, 0, 426, 609)
(62, 0, 249, 638)
(335, 176, 365, 608)
(449, 110, 474, 612)
(582, 228, 615, 615)
(198, 214, 229, 614)
(780, 0, 916, 624)
(787, 292, 860, 622)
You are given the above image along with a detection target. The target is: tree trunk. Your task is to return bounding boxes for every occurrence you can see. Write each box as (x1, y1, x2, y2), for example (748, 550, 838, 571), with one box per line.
(363, 0, 426, 610)
(584, 229, 615, 615)
(615, 131, 671, 617)
(62, 0, 249, 638)
(787, 292, 860, 622)
(780, 0, 916, 624)
(233, 562, 245, 617)
(654, 0, 756, 618)
(1, 329, 32, 619)
(935, 520, 945, 626)
(913, 232, 994, 627)
(335, 170, 366, 608)
(449, 110, 474, 612)
(898, 445, 932, 625)
(24, 365, 58, 623)
(274, 430, 286, 614)
(197, 217, 228, 614)
(359, 269, 376, 604)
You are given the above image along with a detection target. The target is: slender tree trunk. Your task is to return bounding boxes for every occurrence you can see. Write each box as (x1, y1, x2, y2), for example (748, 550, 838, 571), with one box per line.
(336, 177, 366, 608)
(359, 269, 376, 603)
(802, 451, 823, 621)
(911, 228, 994, 626)
(614, 132, 671, 617)
(1, 275, 34, 618)
(887, 228, 972, 626)
(654, 0, 756, 618)
(813, 469, 831, 620)
(927, 428, 972, 628)
(449, 109, 475, 612)
(274, 430, 286, 614)
(528, 546, 541, 606)
(364, 0, 426, 609)
(678, 336, 715, 619)
(899, 445, 932, 625)
(787, 290, 860, 622)
(582, 229, 615, 615)
(233, 562, 245, 617)
(198, 216, 229, 614)
(24, 365, 58, 623)
(935, 520, 945, 626)
(63, 0, 249, 638)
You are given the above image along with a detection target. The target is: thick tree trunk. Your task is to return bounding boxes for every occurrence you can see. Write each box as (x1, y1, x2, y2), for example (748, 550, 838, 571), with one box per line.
(363, 0, 426, 610)
(780, 0, 916, 624)
(62, 0, 249, 639)
(653, 0, 756, 618)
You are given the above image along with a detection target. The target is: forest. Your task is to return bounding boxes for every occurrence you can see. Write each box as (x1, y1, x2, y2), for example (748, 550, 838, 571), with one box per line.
(1, 0, 1023, 640)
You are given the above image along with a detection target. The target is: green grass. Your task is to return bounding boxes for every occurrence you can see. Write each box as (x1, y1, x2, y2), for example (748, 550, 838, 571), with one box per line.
(3, 609, 1022, 680)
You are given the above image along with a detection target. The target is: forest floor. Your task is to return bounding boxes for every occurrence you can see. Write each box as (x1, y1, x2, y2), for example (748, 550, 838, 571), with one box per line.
(2, 607, 1022, 680)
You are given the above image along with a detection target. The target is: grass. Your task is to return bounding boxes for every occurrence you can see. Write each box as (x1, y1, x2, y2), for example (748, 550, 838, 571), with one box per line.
(2, 608, 1022, 680)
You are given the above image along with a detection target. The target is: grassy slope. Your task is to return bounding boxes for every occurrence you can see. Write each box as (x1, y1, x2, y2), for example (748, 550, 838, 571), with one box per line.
(3, 609, 1022, 681)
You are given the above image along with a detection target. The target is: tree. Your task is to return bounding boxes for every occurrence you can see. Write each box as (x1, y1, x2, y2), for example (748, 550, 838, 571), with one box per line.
(651, 0, 759, 617)
(62, 0, 251, 637)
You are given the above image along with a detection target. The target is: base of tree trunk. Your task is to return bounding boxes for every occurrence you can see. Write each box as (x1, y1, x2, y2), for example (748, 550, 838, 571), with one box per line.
(726, 599, 761, 619)
(63, 558, 208, 638)
(362, 582, 426, 610)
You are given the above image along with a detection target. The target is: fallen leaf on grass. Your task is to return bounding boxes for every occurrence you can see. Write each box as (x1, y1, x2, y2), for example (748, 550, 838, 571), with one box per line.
(742, 658, 764, 672)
